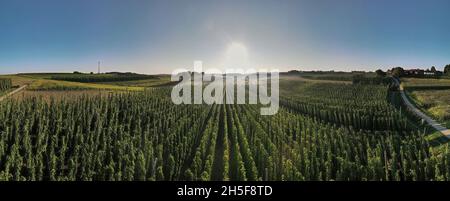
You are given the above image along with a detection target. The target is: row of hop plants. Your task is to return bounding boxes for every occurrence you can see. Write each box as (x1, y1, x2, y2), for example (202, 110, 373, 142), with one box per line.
(0, 78, 12, 92)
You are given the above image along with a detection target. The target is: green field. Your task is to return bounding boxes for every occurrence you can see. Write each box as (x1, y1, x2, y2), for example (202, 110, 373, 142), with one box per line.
(407, 89, 450, 125)
(1, 73, 174, 92)
(291, 71, 376, 81)
(0, 73, 449, 181)
(402, 78, 450, 89)
(27, 79, 144, 91)
(402, 78, 450, 128)
(49, 72, 156, 83)
(99, 76, 172, 87)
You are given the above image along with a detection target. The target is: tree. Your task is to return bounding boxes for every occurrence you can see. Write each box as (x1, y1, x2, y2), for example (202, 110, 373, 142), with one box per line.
(391, 67, 404, 77)
(375, 69, 386, 77)
(444, 64, 450, 75)
(431, 66, 437, 73)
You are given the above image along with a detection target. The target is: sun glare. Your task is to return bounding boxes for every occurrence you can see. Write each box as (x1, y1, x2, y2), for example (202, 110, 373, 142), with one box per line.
(222, 42, 252, 69)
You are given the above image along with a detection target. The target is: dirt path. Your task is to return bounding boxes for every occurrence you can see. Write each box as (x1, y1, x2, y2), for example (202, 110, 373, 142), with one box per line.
(0, 85, 28, 102)
(393, 78, 450, 138)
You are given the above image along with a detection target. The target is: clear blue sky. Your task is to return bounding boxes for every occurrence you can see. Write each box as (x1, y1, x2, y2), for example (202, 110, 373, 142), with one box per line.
(1, 0, 449, 74)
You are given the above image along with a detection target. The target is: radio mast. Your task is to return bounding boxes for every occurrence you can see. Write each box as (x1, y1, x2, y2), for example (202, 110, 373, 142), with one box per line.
(98, 61, 101, 74)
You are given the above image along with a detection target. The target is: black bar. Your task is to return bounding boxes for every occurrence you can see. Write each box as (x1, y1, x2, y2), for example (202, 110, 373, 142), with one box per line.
(0, 182, 448, 200)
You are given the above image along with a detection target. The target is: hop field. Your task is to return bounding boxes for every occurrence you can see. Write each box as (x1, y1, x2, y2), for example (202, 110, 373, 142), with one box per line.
(0, 79, 449, 181)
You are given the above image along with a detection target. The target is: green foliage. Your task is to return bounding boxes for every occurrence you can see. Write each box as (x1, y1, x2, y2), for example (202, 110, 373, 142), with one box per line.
(444, 64, 450, 75)
(392, 67, 405, 77)
(0, 78, 12, 92)
(431, 66, 437, 73)
(375, 69, 386, 77)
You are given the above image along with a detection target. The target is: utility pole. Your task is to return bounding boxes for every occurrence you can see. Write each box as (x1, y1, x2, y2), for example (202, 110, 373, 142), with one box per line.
(98, 61, 101, 74)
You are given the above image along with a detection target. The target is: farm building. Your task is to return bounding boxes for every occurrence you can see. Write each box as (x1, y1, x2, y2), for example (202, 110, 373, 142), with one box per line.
(404, 69, 424, 76)
(424, 70, 443, 76)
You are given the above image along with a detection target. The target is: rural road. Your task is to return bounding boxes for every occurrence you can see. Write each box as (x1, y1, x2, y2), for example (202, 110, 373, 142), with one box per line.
(393, 78, 450, 139)
(0, 85, 27, 102)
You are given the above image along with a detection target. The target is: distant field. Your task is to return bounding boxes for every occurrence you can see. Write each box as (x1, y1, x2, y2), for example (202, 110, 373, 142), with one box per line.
(3, 73, 173, 90)
(100, 76, 172, 87)
(0, 75, 34, 86)
(28, 79, 144, 91)
(11, 90, 127, 102)
(49, 73, 156, 83)
(402, 78, 450, 90)
(280, 75, 349, 92)
(0, 73, 173, 102)
(298, 71, 376, 81)
(16, 72, 171, 87)
(17, 73, 73, 79)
